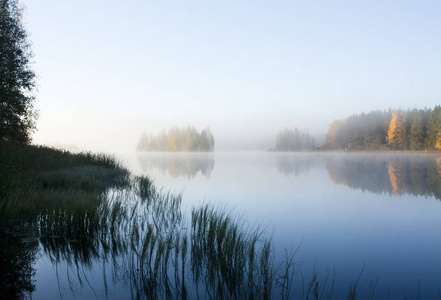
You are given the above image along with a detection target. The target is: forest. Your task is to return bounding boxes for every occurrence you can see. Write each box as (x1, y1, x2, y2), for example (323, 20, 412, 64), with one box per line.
(137, 126, 215, 152)
(323, 105, 441, 151)
(272, 127, 315, 151)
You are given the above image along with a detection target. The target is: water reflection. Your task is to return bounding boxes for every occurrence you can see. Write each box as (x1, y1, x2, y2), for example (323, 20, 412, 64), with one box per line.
(3, 153, 441, 298)
(326, 154, 441, 199)
(136, 153, 215, 179)
(0, 226, 38, 299)
(1, 174, 289, 299)
(275, 154, 316, 176)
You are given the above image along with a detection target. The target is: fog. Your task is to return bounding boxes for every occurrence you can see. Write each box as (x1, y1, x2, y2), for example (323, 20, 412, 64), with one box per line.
(26, 1, 441, 153)
(33, 112, 327, 153)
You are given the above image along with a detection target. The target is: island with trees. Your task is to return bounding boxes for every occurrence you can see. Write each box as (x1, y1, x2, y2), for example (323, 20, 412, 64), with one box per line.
(137, 126, 215, 152)
(270, 127, 315, 151)
(323, 105, 441, 151)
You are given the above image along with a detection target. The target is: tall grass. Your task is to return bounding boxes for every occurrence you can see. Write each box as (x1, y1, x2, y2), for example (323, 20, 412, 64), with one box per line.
(190, 204, 280, 299)
(0, 142, 126, 199)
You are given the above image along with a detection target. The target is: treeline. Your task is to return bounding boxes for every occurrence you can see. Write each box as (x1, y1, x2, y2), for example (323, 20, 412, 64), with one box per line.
(273, 127, 315, 151)
(324, 106, 441, 150)
(137, 126, 215, 152)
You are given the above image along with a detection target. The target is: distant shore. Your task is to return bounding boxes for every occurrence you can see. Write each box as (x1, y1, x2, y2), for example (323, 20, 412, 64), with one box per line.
(268, 148, 441, 154)
(315, 149, 441, 154)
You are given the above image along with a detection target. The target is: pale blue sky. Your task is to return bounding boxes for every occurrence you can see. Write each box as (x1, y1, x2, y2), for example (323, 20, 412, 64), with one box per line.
(25, 0, 441, 151)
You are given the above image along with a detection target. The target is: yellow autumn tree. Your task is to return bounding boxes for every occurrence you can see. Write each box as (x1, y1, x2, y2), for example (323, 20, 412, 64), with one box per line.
(167, 127, 178, 151)
(387, 112, 398, 143)
(436, 132, 441, 150)
(387, 110, 406, 149)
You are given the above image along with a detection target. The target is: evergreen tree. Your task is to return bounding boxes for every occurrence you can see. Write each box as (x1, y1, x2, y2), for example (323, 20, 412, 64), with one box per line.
(0, 0, 37, 144)
(425, 106, 441, 150)
(409, 109, 427, 150)
(274, 127, 315, 151)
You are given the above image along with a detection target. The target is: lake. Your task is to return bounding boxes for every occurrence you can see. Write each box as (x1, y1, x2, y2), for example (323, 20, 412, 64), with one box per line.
(9, 152, 441, 299)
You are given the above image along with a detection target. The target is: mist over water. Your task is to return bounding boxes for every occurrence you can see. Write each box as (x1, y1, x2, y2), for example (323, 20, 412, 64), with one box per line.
(122, 152, 441, 298)
(4, 151, 441, 298)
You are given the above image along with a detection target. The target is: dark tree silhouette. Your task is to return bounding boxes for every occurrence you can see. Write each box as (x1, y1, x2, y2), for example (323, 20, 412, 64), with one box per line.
(0, 0, 37, 144)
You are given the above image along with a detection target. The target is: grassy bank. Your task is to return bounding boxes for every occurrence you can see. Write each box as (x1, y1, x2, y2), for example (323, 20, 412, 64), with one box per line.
(0, 142, 133, 298)
(0, 142, 128, 198)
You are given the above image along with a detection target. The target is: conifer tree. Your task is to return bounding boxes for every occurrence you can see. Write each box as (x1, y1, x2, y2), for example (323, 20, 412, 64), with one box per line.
(0, 0, 37, 144)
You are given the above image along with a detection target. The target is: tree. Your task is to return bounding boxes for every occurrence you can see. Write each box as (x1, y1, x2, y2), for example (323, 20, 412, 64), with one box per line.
(0, 0, 37, 144)
(409, 109, 427, 150)
(325, 119, 347, 149)
(387, 110, 406, 149)
(184, 126, 198, 151)
(167, 127, 179, 151)
(425, 106, 441, 150)
(137, 126, 215, 152)
(204, 126, 215, 151)
(274, 127, 315, 151)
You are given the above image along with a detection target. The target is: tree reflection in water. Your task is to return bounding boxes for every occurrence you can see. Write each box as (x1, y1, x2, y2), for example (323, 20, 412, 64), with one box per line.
(274, 153, 317, 177)
(136, 153, 215, 179)
(0, 226, 38, 299)
(326, 154, 441, 199)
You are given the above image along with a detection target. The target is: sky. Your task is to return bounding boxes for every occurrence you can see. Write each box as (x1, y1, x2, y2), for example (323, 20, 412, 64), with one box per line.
(24, 0, 441, 152)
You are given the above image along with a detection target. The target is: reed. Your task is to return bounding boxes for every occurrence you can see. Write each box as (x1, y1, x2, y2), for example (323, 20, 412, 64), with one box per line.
(190, 204, 282, 299)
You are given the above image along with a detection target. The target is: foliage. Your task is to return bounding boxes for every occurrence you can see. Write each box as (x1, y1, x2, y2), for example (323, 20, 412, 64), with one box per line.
(324, 106, 441, 151)
(387, 110, 407, 149)
(426, 106, 441, 150)
(273, 127, 315, 151)
(0, 0, 37, 144)
(409, 109, 428, 150)
(137, 126, 215, 152)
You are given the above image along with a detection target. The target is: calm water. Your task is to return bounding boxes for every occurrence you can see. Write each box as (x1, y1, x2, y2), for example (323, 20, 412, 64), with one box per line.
(16, 153, 441, 298)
